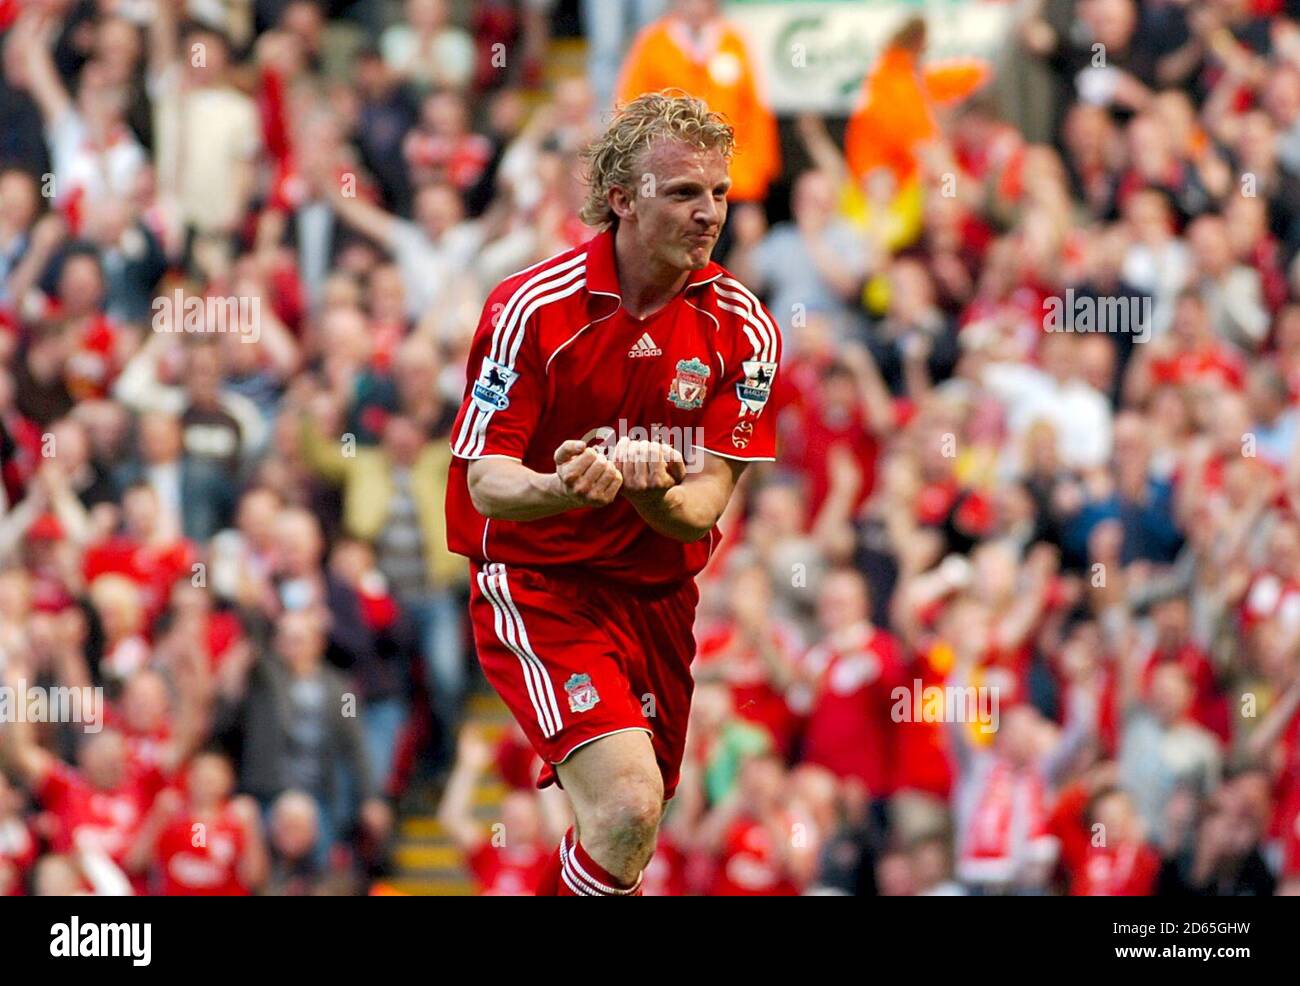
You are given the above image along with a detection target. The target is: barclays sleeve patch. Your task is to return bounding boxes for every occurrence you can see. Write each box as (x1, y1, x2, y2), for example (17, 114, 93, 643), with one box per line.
(471, 357, 519, 412)
(736, 359, 777, 414)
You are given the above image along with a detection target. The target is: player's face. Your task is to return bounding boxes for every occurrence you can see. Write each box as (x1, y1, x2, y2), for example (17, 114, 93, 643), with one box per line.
(627, 140, 730, 273)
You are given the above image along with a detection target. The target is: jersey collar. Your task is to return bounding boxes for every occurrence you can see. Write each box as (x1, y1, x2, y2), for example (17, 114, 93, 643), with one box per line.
(583, 227, 725, 302)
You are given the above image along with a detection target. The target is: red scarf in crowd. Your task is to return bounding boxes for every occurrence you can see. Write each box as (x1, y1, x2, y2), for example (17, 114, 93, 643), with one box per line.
(961, 758, 1055, 883)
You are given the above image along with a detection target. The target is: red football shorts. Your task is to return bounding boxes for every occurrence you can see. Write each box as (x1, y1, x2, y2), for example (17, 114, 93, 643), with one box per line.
(468, 562, 699, 799)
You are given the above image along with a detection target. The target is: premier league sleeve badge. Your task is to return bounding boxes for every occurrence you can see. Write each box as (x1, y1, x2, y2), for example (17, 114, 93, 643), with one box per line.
(736, 360, 777, 415)
(471, 357, 520, 412)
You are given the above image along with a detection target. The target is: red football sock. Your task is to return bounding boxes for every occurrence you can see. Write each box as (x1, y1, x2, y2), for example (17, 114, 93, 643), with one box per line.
(558, 829, 643, 896)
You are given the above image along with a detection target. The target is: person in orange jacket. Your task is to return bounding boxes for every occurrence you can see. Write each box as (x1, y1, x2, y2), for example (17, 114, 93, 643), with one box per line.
(844, 16, 991, 189)
(616, 0, 779, 203)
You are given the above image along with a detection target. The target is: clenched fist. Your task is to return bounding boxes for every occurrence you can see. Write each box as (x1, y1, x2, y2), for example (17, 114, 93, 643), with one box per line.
(554, 439, 623, 508)
(610, 437, 686, 496)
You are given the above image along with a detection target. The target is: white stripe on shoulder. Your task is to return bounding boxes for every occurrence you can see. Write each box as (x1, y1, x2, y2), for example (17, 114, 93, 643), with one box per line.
(502, 246, 579, 283)
(455, 258, 586, 457)
(713, 295, 765, 360)
(712, 283, 770, 359)
(713, 282, 775, 362)
(490, 254, 586, 365)
(468, 270, 587, 457)
(503, 271, 587, 371)
(716, 276, 779, 361)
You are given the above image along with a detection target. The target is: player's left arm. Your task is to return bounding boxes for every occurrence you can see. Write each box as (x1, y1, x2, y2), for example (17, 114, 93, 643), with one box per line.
(620, 282, 782, 541)
(619, 447, 747, 543)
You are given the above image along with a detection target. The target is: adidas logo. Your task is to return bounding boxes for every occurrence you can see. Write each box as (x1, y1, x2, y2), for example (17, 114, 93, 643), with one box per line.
(628, 332, 662, 358)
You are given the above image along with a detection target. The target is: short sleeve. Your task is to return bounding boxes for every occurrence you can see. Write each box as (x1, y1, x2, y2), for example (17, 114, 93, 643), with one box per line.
(698, 285, 782, 461)
(448, 282, 546, 460)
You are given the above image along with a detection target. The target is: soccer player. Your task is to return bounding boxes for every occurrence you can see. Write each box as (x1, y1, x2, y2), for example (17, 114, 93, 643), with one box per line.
(444, 91, 781, 896)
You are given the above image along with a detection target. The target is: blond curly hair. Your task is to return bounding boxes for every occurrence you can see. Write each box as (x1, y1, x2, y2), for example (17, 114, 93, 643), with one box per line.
(580, 90, 735, 229)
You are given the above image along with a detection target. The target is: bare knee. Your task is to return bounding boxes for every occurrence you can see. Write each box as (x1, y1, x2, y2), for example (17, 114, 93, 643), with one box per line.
(579, 770, 663, 879)
(595, 774, 662, 845)
(556, 730, 665, 885)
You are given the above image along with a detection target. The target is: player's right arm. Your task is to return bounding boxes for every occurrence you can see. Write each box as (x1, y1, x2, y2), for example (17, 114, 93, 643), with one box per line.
(466, 440, 623, 520)
(456, 264, 624, 521)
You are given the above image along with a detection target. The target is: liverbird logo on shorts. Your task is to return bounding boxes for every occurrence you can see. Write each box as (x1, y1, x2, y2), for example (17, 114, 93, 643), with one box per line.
(564, 673, 600, 713)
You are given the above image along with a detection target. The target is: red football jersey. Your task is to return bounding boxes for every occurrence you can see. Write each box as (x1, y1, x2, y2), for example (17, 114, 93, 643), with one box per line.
(1070, 843, 1161, 896)
(37, 761, 165, 862)
(695, 618, 802, 757)
(467, 842, 550, 896)
(446, 229, 781, 587)
(156, 808, 249, 896)
(709, 816, 800, 896)
(801, 624, 908, 797)
(641, 836, 689, 897)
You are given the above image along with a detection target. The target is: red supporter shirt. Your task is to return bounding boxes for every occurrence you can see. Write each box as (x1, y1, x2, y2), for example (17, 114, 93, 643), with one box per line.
(446, 229, 782, 586)
(695, 619, 802, 757)
(801, 624, 908, 797)
(404, 132, 494, 190)
(83, 536, 196, 623)
(1281, 783, 1300, 877)
(37, 761, 165, 863)
(1270, 709, 1300, 844)
(103, 705, 173, 775)
(1047, 782, 1092, 878)
(1148, 344, 1245, 391)
(467, 842, 550, 896)
(61, 314, 122, 401)
(892, 641, 955, 799)
(206, 611, 244, 670)
(156, 808, 249, 896)
(1241, 571, 1300, 637)
(709, 816, 800, 896)
(1048, 782, 1160, 895)
(1140, 643, 1229, 743)
(1071, 843, 1161, 896)
(771, 351, 882, 519)
(642, 837, 688, 896)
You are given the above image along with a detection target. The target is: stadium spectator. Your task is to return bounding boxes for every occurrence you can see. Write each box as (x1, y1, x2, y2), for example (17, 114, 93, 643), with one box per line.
(616, 0, 779, 203)
(437, 725, 559, 895)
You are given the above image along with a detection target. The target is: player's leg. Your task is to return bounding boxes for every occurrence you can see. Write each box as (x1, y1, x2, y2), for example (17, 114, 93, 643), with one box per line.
(554, 729, 663, 891)
(466, 563, 658, 894)
(551, 577, 700, 893)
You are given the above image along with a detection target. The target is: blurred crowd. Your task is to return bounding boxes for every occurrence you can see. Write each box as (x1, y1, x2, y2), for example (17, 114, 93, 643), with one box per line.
(2, 0, 1300, 895)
